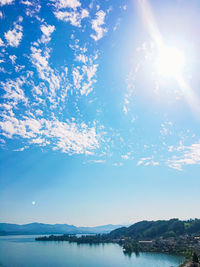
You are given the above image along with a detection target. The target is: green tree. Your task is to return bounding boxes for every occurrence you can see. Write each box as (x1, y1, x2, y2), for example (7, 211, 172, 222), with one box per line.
(192, 252, 199, 263)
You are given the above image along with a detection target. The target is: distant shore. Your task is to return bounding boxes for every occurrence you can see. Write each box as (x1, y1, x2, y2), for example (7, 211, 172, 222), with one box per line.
(36, 233, 200, 267)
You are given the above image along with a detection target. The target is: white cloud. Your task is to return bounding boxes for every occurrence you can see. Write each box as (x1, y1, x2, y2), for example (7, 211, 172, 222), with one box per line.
(121, 152, 133, 160)
(32, 85, 43, 96)
(123, 64, 140, 114)
(1, 77, 28, 105)
(30, 47, 49, 71)
(76, 54, 88, 64)
(90, 10, 107, 41)
(0, 138, 6, 144)
(0, 3, 107, 158)
(0, 0, 14, 6)
(40, 24, 55, 43)
(137, 157, 152, 166)
(89, 159, 105, 164)
(0, 67, 7, 73)
(72, 62, 98, 96)
(30, 137, 46, 144)
(137, 156, 159, 167)
(168, 145, 174, 152)
(30, 46, 61, 101)
(152, 161, 159, 166)
(0, 116, 100, 155)
(81, 81, 93, 96)
(51, 0, 81, 9)
(35, 109, 43, 116)
(9, 55, 17, 64)
(64, 67, 68, 75)
(52, 0, 88, 27)
(113, 18, 121, 32)
(4, 21, 23, 47)
(14, 146, 28, 151)
(0, 117, 33, 139)
(41, 24, 55, 37)
(47, 119, 99, 154)
(83, 64, 98, 81)
(167, 142, 200, 171)
(54, 9, 89, 27)
(23, 1, 41, 17)
(0, 11, 3, 18)
(15, 64, 25, 72)
(121, 154, 129, 160)
(73, 67, 82, 90)
(20, 0, 32, 5)
(160, 121, 173, 136)
(113, 162, 123, 167)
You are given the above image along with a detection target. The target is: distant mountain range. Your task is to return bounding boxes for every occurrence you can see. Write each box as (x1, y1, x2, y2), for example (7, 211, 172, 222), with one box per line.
(0, 223, 123, 235)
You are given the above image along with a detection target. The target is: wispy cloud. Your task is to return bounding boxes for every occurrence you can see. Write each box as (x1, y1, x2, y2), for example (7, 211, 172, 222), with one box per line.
(51, 0, 81, 9)
(123, 63, 140, 115)
(0, 38, 4, 46)
(53, 0, 89, 27)
(54, 9, 89, 27)
(1, 77, 28, 105)
(90, 10, 107, 41)
(4, 17, 23, 47)
(30, 45, 61, 105)
(137, 156, 159, 167)
(0, 116, 100, 155)
(72, 52, 98, 96)
(20, 0, 32, 6)
(0, 1, 105, 157)
(40, 24, 55, 44)
(167, 142, 200, 171)
(0, 0, 14, 6)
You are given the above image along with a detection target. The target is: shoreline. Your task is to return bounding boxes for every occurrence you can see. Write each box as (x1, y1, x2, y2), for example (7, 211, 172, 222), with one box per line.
(35, 234, 200, 267)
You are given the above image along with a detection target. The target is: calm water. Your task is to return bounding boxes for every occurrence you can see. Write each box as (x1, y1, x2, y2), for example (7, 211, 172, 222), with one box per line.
(0, 235, 184, 267)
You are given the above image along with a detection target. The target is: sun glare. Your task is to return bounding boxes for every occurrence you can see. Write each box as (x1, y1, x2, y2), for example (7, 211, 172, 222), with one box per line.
(155, 46, 185, 78)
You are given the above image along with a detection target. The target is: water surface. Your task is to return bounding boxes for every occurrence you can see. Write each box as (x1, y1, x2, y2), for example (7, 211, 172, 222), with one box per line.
(0, 235, 184, 267)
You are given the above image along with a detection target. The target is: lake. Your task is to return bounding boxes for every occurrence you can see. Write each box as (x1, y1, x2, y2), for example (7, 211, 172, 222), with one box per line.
(0, 235, 184, 267)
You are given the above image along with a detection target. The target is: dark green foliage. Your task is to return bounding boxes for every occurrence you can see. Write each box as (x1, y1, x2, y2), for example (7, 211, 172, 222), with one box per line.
(193, 252, 199, 263)
(187, 219, 200, 235)
(109, 219, 200, 240)
(123, 241, 140, 253)
(107, 227, 127, 238)
(36, 234, 112, 244)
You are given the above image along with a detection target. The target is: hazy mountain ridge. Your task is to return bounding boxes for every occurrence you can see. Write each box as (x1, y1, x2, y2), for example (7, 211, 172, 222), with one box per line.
(0, 223, 123, 235)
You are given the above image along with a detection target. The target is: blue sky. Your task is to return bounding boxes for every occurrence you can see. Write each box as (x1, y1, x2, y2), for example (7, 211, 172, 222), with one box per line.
(0, 0, 200, 226)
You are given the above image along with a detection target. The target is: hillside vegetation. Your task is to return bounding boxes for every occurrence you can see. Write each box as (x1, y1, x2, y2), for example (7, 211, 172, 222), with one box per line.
(109, 219, 200, 239)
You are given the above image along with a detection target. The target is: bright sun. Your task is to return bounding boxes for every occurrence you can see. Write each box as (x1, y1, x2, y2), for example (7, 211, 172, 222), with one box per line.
(155, 46, 185, 78)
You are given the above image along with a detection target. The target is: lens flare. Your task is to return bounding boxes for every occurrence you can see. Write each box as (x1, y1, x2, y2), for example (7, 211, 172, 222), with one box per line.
(156, 46, 185, 77)
(136, 0, 200, 114)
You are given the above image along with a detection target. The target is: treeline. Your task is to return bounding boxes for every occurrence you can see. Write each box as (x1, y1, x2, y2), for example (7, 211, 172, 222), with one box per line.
(36, 219, 200, 243)
(108, 219, 200, 239)
(36, 234, 112, 244)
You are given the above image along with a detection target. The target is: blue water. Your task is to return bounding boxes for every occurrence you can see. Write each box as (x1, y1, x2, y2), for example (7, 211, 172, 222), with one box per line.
(0, 235, 184, 267)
